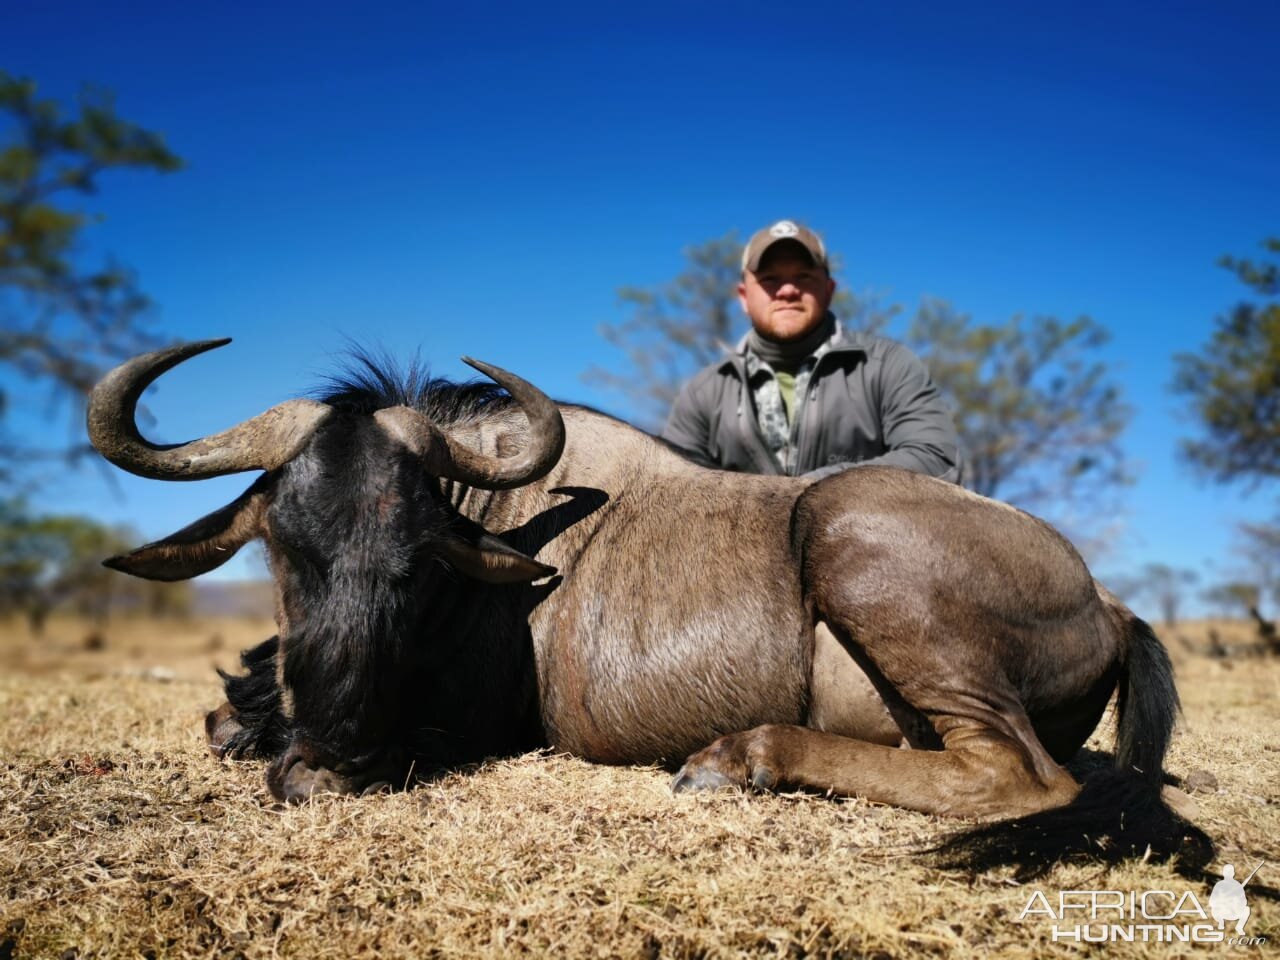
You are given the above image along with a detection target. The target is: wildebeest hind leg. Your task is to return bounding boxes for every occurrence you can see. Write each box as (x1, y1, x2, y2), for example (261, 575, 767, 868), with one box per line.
(673, 720, 1080, 820)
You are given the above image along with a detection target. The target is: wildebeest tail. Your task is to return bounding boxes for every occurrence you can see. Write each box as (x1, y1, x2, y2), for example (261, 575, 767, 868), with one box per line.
(1114, 610, 1178, 784)
(931, 601, 1214, 877)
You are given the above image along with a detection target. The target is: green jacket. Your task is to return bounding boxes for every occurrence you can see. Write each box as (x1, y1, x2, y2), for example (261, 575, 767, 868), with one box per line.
(661, 327, 963, 482)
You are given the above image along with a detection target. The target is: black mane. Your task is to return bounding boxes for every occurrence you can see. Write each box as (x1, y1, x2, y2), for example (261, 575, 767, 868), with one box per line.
(314, 347, 515, 423)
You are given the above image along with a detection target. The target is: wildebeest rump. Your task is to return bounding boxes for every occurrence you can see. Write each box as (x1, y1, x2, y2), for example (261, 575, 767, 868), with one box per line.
(88, 340, 1207, 867)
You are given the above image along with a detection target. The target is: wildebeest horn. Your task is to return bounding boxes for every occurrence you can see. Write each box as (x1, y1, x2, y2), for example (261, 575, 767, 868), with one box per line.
(87, 338, 333, 480)
(374, 357, 565, 489)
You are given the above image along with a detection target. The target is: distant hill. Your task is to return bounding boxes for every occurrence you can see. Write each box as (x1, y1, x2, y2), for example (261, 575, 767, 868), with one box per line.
(192, 580, 274, 619)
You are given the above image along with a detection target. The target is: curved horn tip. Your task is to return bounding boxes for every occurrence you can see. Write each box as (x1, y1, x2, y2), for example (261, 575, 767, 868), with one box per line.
(461, 356, 523, 386)
(137, 337, 233, 368)
(188, 336, 233, 354)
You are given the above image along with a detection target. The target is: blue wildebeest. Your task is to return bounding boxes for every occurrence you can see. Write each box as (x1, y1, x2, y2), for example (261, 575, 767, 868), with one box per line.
(88, 340, 1207, 868)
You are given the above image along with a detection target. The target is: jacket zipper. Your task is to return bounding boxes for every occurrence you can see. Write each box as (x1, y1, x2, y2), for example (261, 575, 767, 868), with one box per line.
(733, 356, 784, 475)
(792, 352, 831, 476)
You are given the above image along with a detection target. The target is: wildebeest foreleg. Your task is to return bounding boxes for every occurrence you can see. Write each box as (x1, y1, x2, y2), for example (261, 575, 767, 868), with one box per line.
(205, 701, 245, 758)
(206, 635, 292, 761)
(672, 721, 1080, 820)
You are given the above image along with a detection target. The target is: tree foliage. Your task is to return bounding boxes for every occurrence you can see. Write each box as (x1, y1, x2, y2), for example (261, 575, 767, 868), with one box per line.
(0, 72, 182, 481)
(1110, 562, 1199, 627)
(902, 301, 1131, 514)
(0, 499, 190, 634)
(1171, 236, 1280, 616)
(1238, 519, 1280, 610)
(1201, 580, 1261, 619)
(1171, 237, 1280, 485)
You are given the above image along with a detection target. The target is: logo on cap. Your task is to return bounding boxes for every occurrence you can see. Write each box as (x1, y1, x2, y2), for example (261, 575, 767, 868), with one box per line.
(742, 219, 828, 273)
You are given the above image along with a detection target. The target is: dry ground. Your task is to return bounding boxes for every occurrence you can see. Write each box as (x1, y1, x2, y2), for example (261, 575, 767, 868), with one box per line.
(1, 615, 1276, 959)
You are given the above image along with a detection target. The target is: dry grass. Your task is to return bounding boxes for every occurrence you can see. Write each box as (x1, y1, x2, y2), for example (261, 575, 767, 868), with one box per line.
(1, 615, 1276, 959)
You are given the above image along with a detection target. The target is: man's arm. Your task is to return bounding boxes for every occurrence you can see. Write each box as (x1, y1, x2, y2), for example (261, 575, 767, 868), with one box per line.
(661, 378, 717, 468)
(807, 343, 964, 483)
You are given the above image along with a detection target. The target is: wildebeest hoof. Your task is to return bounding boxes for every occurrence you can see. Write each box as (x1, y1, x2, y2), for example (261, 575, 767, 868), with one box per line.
(671, 764, 742, 794)
(205, 702, 244, 760)
(674, 727, 790, 795)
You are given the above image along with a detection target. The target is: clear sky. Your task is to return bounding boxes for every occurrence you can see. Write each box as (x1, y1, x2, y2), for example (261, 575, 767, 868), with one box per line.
(4, 1, 1278, 617)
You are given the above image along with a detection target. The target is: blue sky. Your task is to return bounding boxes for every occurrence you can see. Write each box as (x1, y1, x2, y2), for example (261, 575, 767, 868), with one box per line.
(4, 2, 1278, 616)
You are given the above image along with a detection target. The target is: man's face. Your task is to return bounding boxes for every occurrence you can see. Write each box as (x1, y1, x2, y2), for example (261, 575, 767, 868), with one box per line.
(738, 243, 836, 342)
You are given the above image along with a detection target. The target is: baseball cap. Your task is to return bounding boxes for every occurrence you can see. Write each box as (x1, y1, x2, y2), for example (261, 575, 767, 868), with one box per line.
(741, 220, 829, 273)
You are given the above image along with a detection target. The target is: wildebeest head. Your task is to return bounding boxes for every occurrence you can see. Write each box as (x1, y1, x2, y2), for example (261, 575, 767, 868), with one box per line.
(88, 339, 565, 799)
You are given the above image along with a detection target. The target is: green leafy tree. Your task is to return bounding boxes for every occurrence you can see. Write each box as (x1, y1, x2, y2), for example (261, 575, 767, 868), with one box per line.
(586, 232, 892, 430)
(1172, 237, 1280, 614)
(902, 300, 1131, 516)
(1172, 237, 1280, 485)
(0, 498, 190, 634)
(0, 499, 131, 633)
(0, 72, 182, 482)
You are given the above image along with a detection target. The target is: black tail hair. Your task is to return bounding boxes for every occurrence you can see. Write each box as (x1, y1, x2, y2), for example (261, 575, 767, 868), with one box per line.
(1115, 616, 1179, 784)
(933, 613, 1214, 878)
(216, 636, 291, 760)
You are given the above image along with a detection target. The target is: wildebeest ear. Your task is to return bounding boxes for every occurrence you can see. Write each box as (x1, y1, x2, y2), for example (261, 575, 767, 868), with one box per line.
(439, 532, 557, 584)
(104, 485, 268, 582)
